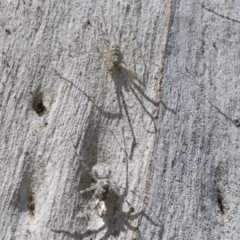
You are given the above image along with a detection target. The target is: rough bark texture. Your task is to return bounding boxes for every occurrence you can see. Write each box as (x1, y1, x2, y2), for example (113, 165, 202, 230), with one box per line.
(0, 0, 170, 239)
(139, 1, 240, 240)
(2, 0, 239, 240)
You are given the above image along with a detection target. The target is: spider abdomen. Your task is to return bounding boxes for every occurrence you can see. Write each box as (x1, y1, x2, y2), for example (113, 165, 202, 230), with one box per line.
(98, 186, 110, 201)
(110, 42, 122, 65)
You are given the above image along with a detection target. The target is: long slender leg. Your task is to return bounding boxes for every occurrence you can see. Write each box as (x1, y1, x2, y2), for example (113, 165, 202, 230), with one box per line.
(79, 184, 97, 194)
(120, 62, 144, 91)
(86, 186, 107, 217)
(109, 182, 122, 197)
(96, 200, 106, 217)
(99, 56, 108, 107)
(69, 143, 99, 182)
(135, 55, 160, 67)
(121, 25, 132, 54)
(68, 50, 103, 58)
(99, 6, 110, 48)
(111, 181, 137, 215)
(84, 186, 101, 212)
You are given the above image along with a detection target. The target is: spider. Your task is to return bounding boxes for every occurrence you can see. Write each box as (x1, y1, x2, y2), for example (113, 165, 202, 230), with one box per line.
(51, 158, 161, 239)
(68, 7, 160, 94)
(51, 130, 161, 239)
(79, 162, 133, 217)
(69, 30, 146, 95)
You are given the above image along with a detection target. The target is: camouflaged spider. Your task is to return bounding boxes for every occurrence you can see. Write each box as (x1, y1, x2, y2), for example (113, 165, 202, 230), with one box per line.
(68, 127, 136, 217)
(71, 28, 139, 75)
(69, 8, 160, 88)
(71, 29, 159, 73)
(80, 163, 115, 201)
(79, 162, 133, 217)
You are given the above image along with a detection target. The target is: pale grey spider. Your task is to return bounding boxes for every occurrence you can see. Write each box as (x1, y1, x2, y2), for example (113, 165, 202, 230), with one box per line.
(79, 162, 133, 216)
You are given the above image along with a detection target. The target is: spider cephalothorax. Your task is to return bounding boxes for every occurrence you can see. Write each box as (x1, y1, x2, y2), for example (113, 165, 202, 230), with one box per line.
(109, 41, 123, 66)
(79, 163, 124, 213)
(91, 164, 111, 201)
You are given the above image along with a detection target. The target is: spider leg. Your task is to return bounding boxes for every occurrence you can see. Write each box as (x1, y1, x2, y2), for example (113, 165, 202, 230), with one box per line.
(120, 61, 141, 81)
(99, 6, 110, 48)
(121, 25, 132, 54)
(69, 50, 103, 58)
(69, 145, 100, 182)
(136, 55, 160, 67)
(86, 186, 107, 216)
(120, 62, 145, 93)
(96, 200, 106, 217)
(110, 182, 138, 215)
(109, 182, 122, 197)
(79, 184, 97, 194)
(82, 186, 101, 212)
(101, 34, 110, 49)
(120, 61, 138, 77)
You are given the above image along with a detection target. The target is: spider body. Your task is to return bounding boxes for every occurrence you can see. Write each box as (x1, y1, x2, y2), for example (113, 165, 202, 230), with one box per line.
(96, 181, 110, 201)
(80, 163, 120, 204)
(92, 164, 111, 201)
(109, 41, 123, 66)
(92, 163, 111, 179)
(79, 163, 126, 216)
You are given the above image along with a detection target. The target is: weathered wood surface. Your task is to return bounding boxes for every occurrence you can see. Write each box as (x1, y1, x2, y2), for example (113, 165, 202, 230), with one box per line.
(2, 0, 239, 239)
(0, 0, 171, 239)
(139, 1, 240, 240)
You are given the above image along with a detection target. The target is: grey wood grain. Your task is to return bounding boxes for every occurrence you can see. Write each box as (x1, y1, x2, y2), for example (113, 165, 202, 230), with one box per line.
(0, 0, 171, 239)
(139, 1, 240, 239)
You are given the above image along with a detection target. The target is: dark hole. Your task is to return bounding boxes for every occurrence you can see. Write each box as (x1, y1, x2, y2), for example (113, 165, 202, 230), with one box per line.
(28, 196, 35, 214)
(233, 119, 240, 127)
(129, 207, 135, 214)
(33, 93, 46, 114)
(87, 20, 91, 26)
(5, 29, 11, 34)
(217, 192, 224, 214)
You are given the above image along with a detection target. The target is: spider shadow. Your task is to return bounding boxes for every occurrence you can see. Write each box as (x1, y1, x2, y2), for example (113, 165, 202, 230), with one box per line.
(54, 69, 122, 120)
(101, 64, 159, 158)
(86, 192, 142, 239)
(109, 64, 159, 121)
(54, 63, 158, 161)
(67, 11, 160, 136)
(51, 123, 143, 239)
(51, 120, 162, 239)
(51, 189, 142, 240)
(51, 190, 162, 240)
